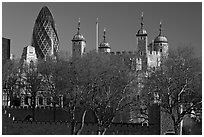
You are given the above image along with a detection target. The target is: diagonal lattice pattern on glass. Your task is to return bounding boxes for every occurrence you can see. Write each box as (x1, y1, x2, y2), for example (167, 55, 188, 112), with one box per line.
(31, 6, 59, 60)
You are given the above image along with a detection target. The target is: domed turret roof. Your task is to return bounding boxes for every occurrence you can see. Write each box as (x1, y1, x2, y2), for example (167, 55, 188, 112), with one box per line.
(154, 22, 168, 43)
(73, 33, 85, 41)
(136, 12, 147, 36)
(137, 28, 147, 35)
(72, 18, 85, 41)
(99, 28, 110, 48)
(154, 35, 168, 43)
(99, 41, 110, 48)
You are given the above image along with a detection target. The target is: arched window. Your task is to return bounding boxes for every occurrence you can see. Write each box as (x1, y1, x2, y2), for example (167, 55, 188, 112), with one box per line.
(47, 97, 51, 105)
(160, 48, 162, 52)
(39, 97, 43, 105)
(140, 51, 143, 56)
(24, 96, 29, 105)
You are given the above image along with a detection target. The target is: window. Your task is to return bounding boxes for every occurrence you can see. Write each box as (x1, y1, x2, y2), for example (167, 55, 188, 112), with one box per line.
(47, 97, 51, 105)
(160, 48, 162, 52)
(24, 96, 29, 105)
(137, 95, 140, 100)
(39, 97, 43, 105)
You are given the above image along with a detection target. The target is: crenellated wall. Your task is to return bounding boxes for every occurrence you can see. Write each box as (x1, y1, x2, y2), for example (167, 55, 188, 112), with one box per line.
(2, 107, 159, 135)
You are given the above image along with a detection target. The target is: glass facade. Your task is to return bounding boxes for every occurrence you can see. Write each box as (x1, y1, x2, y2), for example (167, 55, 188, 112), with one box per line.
(2, 37, 10, 65)
(31, 6, 59, 60)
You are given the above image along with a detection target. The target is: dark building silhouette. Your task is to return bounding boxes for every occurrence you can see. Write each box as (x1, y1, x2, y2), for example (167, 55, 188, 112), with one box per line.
(2, 37, 10, 65)
(31, 6, 59, 60)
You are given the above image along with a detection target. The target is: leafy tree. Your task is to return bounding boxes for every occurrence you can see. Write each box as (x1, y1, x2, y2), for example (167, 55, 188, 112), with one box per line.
(143, 46, 202, 134)
(73, 52, 140, 135)
(37, 58, 69, 122)
(38, 57, 88, 134)
(3, 59, 23, 106)
(20, 61, 45, 121)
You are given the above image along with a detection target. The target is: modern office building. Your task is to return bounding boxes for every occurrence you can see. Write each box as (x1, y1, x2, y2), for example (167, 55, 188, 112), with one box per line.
(20, 45, 37, 66)
(2, 37, 11, 65)
(31, 6, 59, 61)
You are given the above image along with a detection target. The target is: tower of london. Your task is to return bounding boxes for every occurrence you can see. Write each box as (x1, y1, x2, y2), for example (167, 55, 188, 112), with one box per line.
(70, 13, 168, 123)
(71, 12, 168, 72)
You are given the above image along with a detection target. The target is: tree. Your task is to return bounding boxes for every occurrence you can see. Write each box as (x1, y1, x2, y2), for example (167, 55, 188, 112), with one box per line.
(38, 58, 69, 122)
(20, 61, 45, 121)
(3, 59, 23, 106)
(143, 46, 202, 134)
(38, 57, 89, 134)
(73, 52, 139, 135)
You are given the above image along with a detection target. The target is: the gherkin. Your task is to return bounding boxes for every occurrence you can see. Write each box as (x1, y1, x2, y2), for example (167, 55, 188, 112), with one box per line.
(31, 6, 59, 60)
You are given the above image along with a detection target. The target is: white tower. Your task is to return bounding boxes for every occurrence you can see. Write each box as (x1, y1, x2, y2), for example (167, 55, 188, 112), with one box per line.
(154, 21, 168, 60)
(98, 28, 111, 53)
(72, 18, 86, 58)
(136, 12, 148, 70)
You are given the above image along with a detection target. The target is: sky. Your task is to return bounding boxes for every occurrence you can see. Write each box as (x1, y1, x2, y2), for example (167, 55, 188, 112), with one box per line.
(2, 2, 202, 59)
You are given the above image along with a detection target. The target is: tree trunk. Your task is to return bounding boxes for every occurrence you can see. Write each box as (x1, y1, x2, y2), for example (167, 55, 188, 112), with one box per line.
(32, 95, 36, 121)
(70, 107, 76, 135)
(97, 126, 106, 135)
(170, 114, 179, 135)
(71, 120, 76, 135)
(97, 126, 103, 135)
(7, 91, 9, 106)
(76, 109, 87, 135)
(53, 102, 56, 122)
(101, 128, 107, 135)
(174, 123, 179, 135)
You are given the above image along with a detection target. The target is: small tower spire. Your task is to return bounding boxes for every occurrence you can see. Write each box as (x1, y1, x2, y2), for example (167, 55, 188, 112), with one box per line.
(103, 28, 106, 42)
(77, 18, 80, 34)
(159, 21, 162, 36)
(141, 12, 144, 29)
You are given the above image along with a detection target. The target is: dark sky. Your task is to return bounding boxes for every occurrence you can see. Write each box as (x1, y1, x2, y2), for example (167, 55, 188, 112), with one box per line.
(2, 2, 202, 58)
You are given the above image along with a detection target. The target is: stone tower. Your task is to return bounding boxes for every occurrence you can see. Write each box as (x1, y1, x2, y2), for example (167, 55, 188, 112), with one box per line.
(98, 28, 111, 53)
(72, 18, 86, 58)
(154, 21, 168, 60)
(136, 12, 148, 70)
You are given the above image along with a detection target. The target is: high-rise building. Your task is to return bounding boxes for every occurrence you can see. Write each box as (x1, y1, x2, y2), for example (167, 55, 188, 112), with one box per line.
(31, 6, 59, 61)
(2, 37, 10, 65)
(20, 45, 37, 66)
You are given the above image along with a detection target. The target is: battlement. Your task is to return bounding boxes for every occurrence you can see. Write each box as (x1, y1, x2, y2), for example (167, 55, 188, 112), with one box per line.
(109, 51, 138, 56)
(147, 50, 161, 56)
(2, 106, 160, 135)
